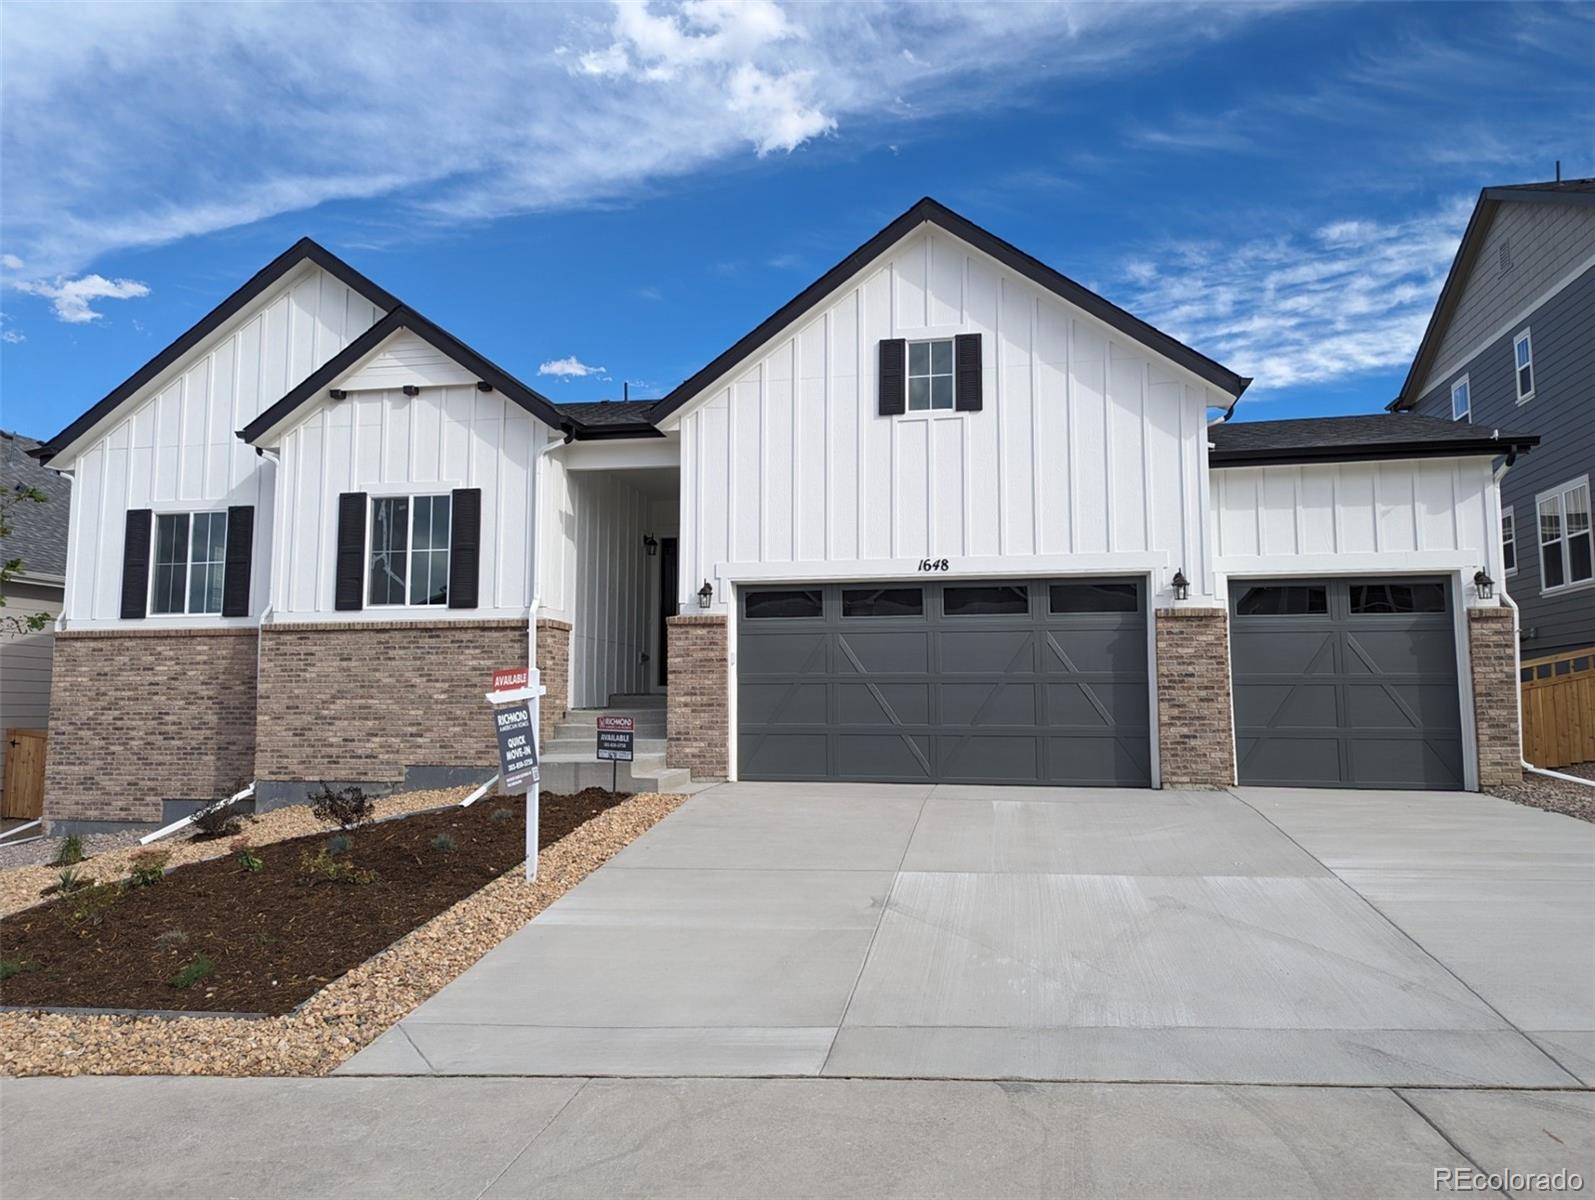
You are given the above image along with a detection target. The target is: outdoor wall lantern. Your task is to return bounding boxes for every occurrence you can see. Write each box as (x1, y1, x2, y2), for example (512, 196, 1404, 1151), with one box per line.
(643, 534, 658, 557)
(1473, 569, 1494, 600)
(1171, 569, 1190, 602)
(697, 580, 714, 609)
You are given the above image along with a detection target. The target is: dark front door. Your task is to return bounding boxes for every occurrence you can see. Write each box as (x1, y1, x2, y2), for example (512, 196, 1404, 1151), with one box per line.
(1229, 577, 1463, 789)
(737, 578, 1151, 786)
(658, 537, 678, 687)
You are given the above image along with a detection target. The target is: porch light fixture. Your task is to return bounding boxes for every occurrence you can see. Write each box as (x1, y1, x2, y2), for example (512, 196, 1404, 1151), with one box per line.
(1171, 569, 1190, 602)
(697, 580, 714, 609)
(643, 534, 658, 557)
(1473, 569, 1494, 601)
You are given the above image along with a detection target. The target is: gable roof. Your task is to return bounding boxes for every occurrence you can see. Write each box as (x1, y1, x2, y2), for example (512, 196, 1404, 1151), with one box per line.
(1, 429, 72, 578)
(1209, 412, 1538, 468)
(1388, 176, 1595, 412)
(239, 305, 567, 444)
(647, 197, 1250, 425)
(552, 400, 663, 441)
(30, 238, 401, 466)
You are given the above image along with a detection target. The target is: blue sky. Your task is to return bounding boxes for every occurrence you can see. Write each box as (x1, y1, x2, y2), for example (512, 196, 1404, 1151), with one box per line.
(2, 1, 1591, 440)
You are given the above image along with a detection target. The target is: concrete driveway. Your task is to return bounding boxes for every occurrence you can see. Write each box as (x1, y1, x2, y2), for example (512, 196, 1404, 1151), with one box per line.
(344, 782, 1595, 1087)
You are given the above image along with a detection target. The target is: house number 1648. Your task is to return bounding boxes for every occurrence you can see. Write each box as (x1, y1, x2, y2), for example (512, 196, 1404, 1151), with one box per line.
(917, 558, 950, 572)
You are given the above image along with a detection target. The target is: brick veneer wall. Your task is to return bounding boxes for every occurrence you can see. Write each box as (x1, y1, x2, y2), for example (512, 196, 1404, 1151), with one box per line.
(1154, 608, 1237, 788)
(44, 628, 258, 826)
(1468, 605, 1522, 788)
(536, 618, 571, 746)
(256, 618, 528, 785)
(666, 614, 728, 778)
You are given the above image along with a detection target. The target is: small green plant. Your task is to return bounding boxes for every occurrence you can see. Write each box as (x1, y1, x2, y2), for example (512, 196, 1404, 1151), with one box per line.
(324, 833, 353, 856)
(155, 928, 190, 948)
(490, 807, 515, 822)
(189, 802, 243, 840)
(431, 832, 458, 853)
(297, 847, 377, 886)
(60, 882, 121, 933)
(0, 959, 40, 982)
(311, 782, 374, 832)
(51, 835, 84, 867)
(54, 866, 89, 895)
(167, 954, 213, 990)
(126, 848, 170, 888)
(232, 837, 263, 873)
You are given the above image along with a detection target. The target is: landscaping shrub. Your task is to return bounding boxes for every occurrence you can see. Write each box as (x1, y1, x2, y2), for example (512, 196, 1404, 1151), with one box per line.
(232, 838, 263, 873)
(60, 882, 121, 933)
(51, 835, 84, 867)
(324, 833, 353, 856)
(310, 783, 374, 832)
(490, 807, 515, 822)
(431, 832, 457, 853)
(167, 954, 213, 990)
(54, 866, 89, 895)
(189, 802, 243, 840)
(297, 847, 377, 886)
(0, 959, 39, 982)
(126, 849, 171, 889)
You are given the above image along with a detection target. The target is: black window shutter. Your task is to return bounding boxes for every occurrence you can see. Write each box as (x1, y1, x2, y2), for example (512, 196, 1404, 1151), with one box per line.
(120, 509, 153, 619)
(955, 333, 983, 412)
(334, 492, 367, 611)
(447, 488, 482, 610)
(221, 505, 255, 618)
(878, 338, 906, 415)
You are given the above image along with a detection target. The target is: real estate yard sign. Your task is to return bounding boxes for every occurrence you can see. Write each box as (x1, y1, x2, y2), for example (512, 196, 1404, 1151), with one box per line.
(596, 715, 635, 762)
(494, 704, 539, 793)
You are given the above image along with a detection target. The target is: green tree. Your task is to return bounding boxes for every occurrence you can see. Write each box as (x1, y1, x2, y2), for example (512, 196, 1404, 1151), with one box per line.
(0, 483, 51, 635)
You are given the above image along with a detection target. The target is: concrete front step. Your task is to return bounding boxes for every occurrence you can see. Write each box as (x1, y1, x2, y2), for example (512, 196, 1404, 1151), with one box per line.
(538, 757, 690, 794)
(544, 736, 668, 757)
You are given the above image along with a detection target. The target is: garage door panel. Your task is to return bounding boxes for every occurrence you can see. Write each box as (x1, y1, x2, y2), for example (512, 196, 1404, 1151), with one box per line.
(837, 682, 930, 725)
(738, 578, 1150, 787)
(837, 733, 933, 779)
(1231, 577, 1462, 790)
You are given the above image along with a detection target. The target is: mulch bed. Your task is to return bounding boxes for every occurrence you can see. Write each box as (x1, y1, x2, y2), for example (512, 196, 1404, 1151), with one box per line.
(0, 788, 628, 1016)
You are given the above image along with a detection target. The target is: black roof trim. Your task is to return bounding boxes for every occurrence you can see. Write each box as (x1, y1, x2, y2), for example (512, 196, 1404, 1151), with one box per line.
(647, 197, 1250, 424)
(1389, 177, 1595, 412)
(31, 239, 401, 465)
(1209, 413, 1538, 468)
(239, 306, 567, 443)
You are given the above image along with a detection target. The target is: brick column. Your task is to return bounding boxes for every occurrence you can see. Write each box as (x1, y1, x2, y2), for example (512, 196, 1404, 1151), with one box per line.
(667, 614, 728, 779)
(1468, 605, 1522, 788)
(1154, 608, 1236, 788)
(44, 627, 259, 828)
(535, 618, 571, 747)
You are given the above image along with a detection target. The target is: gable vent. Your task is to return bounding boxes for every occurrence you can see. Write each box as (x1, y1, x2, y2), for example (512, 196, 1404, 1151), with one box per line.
(1498, 238, 1513, 275)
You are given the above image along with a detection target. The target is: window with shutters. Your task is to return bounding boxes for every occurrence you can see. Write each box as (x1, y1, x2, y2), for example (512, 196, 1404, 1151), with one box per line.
(368, 494, 451, 607)
(907, 339, 954, 411)
(1537, 476, 1593, 594)
(149, 511, 227, 615)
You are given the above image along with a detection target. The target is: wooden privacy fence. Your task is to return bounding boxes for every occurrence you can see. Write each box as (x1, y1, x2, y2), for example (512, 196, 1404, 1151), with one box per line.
(2, 729, 47, 820)
(1520, 648, 1595, 769)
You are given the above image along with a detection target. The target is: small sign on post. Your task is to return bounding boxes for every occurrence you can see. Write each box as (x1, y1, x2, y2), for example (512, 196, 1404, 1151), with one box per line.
(486, 666, 543, 881)
(596, 715, 634, 796)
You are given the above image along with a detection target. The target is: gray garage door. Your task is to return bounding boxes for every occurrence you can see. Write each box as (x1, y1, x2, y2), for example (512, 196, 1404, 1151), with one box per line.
(1229, 578, 1463, 789)
(737, 578, 1150, 785)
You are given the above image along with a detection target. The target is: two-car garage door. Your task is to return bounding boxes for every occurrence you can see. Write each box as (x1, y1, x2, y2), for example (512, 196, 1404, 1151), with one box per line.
(737, 578, 1151, 785)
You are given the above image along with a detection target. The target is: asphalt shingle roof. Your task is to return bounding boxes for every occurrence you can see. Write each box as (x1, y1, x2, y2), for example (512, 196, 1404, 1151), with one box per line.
(1209, 413, 1538, 467)
(1, 430, 71, 577)
(553, 400, 659, 428)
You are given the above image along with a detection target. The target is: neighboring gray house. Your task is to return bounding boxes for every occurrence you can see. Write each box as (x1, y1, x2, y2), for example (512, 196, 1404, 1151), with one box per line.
(0, 430, 72, 815)
(1390, 177, 1595, 658)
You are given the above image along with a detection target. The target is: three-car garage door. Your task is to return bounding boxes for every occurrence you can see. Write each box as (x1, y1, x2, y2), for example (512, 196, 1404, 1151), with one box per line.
(737, 578, 1151, 786)
(1229, 577, 1464, 789)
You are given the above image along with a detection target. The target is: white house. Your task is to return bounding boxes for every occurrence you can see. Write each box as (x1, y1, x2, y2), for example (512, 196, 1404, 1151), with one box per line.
(31, 200, 1533, 829)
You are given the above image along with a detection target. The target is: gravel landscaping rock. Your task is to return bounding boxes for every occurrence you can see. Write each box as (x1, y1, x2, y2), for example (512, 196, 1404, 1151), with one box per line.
(0, 828, 144, 873)
(0, 790, 684, 1077)
(1487, 767, 1595, 824)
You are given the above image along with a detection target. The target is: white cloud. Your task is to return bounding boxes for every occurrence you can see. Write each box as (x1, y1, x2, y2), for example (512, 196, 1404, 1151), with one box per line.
(538, 356, 608, 379)
(1115, 197, 1473, 394)
(0, 1, 1283, 276)
(1, 254, 23, 271)
(14, 273, 151, 323)
(1, 329, 24, 345)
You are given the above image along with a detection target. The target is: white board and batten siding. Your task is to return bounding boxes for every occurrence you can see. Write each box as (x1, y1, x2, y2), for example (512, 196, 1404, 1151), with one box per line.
(1212, 456, 1508, 604)
(666, 226, 1229, 608)
(269, 381, 539, 620)
(58, 264, 383, 627)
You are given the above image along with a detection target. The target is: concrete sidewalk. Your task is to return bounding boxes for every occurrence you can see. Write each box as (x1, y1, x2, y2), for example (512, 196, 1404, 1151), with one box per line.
(4, 1075, 1592, 1199)
(344, 782, 1594, 1086)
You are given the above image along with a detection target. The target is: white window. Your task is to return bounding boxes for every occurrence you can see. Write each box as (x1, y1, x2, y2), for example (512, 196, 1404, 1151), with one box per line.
(368, 494, 451, 607)
(1501, 506, 1517, 576)
(150, 511, 227, 615)
(1513, 329, 1534, 403)
(1537, 477, 1592, 593)
(1450, 375, 1470, 422)
(907, 339, 954, 411)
